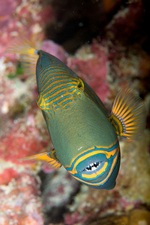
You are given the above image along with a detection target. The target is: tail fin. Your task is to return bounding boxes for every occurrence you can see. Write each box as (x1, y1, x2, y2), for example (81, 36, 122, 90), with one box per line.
(7, 38, 39, 76)
(110, 89, 145, 140)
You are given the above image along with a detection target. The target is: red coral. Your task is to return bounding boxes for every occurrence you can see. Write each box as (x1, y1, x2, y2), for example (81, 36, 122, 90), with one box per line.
(0, 117, 48, 163)
(0, 168, 18, 185)
(106, 1, 144, 44)
(64, 212, 85, 225)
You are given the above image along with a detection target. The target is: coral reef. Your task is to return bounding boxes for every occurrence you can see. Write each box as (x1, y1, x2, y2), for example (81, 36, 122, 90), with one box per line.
(0, 0, 54, 57)
(40, 168, 80, 224)
(0, 171, 43, 225)
(0, 0, 150, 224)
(90, 209, 150, 225)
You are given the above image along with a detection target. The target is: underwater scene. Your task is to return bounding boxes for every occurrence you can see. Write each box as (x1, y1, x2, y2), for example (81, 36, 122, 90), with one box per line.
(0, 0, 150, 224)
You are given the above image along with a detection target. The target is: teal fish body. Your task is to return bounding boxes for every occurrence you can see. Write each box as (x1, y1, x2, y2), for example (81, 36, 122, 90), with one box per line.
(36, 50, 120, 189)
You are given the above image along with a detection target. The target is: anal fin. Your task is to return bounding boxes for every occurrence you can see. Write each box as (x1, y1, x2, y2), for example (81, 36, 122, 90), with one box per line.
(109, 89, 145, 140)
(24, 149, 61, 169)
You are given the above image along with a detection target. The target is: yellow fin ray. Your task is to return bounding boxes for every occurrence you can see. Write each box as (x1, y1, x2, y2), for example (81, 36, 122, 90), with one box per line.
(110, 89, 145, 140)
(23, 151, 62, 169)
(7, 38, 39, 76)
(8, 38, 37, 55)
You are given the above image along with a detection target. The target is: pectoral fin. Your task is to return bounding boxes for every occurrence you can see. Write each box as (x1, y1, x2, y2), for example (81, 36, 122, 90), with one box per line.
(109, 89, 145, 140)
(24, 149, 61, 169)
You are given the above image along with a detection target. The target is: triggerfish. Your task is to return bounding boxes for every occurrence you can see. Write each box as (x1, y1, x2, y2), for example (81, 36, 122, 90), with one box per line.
(10, 40, 145, 190)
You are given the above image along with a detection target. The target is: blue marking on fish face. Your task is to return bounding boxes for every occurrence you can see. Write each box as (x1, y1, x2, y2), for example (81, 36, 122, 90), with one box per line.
(65, 142, 120, 189)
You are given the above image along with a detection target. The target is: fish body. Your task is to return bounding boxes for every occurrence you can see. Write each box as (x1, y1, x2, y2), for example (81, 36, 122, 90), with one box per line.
(10, 43, 144, 189)
(36, 51, 120, 189)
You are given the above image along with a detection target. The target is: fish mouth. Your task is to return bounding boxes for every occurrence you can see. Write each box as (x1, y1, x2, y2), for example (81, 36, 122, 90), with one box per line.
(80, 159, 108, 181)
(82, 161, 104, 172)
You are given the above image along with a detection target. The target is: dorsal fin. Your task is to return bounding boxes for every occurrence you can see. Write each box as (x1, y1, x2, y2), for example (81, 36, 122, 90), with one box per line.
(109, 89, 145, 140)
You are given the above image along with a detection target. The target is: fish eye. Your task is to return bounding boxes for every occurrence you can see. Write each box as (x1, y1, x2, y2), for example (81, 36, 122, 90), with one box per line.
(77, 79, 84, 90)
(35, 49, 40, 55)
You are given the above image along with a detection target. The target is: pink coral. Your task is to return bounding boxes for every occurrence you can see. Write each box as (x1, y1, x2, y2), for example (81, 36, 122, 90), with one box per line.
(67, 42, 109, 102)
(0, 172, 43, 224)
(64, 211, 88, 225)
(0, 1, 17, 26)
(0, 0, 54, 57)
(41, 40, 68, 62)
(0, 75, 14, 115)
